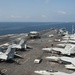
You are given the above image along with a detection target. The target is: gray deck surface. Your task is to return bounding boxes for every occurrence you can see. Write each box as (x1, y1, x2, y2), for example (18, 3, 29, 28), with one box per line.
(0, 29, 74, 75)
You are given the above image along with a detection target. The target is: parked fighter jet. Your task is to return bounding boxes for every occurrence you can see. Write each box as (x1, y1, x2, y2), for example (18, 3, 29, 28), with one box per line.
(46, 56, 75, 70)
(62, 34, 75, 40)
(0, 45, 22, 61)
(34, 70, 75, 75)
(42, 44, 75, 55)
(12, 39, 31, 50)
(61, 34, 75, 44)
(61, 39, 75, 44)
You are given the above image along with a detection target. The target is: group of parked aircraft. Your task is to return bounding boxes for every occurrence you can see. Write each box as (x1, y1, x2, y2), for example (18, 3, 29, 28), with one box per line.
(34, 28, 75, 75)
(0, 39, 31, 61)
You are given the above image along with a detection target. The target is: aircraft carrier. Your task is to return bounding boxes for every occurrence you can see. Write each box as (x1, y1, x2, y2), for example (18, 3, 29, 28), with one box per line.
(0, 29, 74, 75)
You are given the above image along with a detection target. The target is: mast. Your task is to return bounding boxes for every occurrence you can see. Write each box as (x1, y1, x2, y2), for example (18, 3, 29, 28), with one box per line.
(72, 25, 74, 34)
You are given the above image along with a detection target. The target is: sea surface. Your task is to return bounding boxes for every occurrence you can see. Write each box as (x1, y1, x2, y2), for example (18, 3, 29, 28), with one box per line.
(0, 22, 75, 36)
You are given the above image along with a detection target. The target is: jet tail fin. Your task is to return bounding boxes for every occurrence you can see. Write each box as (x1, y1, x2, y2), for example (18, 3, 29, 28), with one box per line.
(19, 40, 25, 46)
(19, 39, 27, 49)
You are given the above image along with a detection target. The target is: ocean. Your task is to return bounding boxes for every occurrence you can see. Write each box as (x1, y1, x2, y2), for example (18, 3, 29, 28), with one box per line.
(0, 22, 74, 36)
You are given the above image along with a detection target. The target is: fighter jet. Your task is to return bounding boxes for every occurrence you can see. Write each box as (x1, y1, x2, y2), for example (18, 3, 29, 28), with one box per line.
(61, 34, 75, 44)
(62, 34, 75, 40)
(34, 70, 75, 75)
(58, 57, 75, 70)
(12, 39, 31, 50)
(46, 56, 75, 70)
(0, 45, 22, 61)
(42, 44, 75, 55)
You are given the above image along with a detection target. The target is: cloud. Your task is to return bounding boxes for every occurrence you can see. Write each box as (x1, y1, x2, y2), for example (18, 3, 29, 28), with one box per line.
(10, 15, 21, 18)
(41, 15, 47, 18)
(58, 11, 67, 15)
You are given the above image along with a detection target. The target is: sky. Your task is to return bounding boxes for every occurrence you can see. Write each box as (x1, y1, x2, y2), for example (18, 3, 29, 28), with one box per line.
(0, 0, 75, 22)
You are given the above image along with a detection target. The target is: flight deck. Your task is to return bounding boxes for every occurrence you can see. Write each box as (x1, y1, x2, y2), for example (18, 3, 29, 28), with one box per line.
(0, 29, 74, 75)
